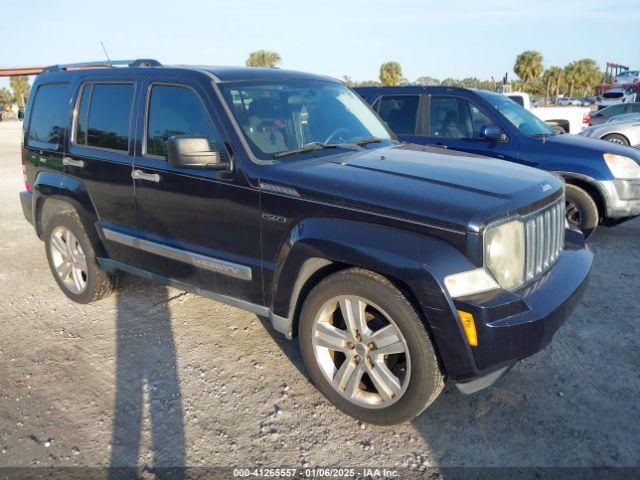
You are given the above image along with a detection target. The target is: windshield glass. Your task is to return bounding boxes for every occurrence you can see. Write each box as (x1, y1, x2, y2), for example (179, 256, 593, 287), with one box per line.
(219, 80, 391, 160)
(478, 90, 555, 136)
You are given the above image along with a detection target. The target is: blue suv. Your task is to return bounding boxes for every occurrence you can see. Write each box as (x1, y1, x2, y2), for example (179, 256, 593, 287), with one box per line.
(19, 61, 591, 424)
(356, 86, 640, 237)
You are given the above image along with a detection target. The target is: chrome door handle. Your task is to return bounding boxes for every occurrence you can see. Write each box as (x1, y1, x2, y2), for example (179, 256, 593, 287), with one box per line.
(131, 169, 161, 183)
(62, 157, 85, 168)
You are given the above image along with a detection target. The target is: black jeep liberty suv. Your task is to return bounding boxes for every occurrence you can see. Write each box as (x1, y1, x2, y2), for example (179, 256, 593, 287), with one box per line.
(19, 60, 592, 424)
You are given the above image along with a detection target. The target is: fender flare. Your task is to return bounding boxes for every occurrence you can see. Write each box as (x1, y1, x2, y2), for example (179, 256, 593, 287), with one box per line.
(268, 217, 476, 378)
(32, 171, 106, 256)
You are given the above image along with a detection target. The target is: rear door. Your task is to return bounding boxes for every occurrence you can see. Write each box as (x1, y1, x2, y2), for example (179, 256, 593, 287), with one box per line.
(131, 77, 262, 304)
(66, 78, 142, 268)
(373, 94, 424, 144)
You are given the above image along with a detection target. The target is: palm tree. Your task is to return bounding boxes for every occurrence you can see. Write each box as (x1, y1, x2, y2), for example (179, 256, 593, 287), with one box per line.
(542, 66, 562, 104)
(564, 62, 579, 98)
(379, 62, 403, 86)
(245, 50, 281, 68)
(514, 51, 544, 91)
(573, 59, 602, 97)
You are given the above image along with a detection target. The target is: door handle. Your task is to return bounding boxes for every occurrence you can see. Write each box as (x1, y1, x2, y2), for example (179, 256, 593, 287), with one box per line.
(62, 157, 85, 168)
(433, 143, 448, 149)
(131, 169, 161, 183)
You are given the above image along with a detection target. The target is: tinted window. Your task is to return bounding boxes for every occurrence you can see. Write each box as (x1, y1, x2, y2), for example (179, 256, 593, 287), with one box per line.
(604, 104, 626, 118)
(377, 95, 419, 134)
(27, 83, 69, 149)
(75, 83, 133, 151)
(628, 103, 640, 113)
(429, 96, 495, 139)
(147, 85, 219, 158)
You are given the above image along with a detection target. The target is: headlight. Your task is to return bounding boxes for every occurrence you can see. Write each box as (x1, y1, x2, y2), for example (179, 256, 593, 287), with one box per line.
(603, 153, 640, 179)
(484, 219, 525, 290)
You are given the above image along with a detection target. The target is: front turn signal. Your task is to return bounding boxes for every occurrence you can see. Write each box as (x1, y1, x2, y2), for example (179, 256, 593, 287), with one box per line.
(457, 310, 478, 347)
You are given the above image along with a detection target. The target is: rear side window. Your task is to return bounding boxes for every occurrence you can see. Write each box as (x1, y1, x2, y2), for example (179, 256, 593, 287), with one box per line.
(628, 104, 640, 113)
(146, 84, 220, 158)
(377, 95, 419, 134)
(75, 83, 134, 151)
(27, 83, 69, 149)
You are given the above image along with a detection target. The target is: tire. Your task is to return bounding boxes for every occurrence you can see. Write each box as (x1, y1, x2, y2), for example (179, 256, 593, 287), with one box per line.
(44, 211, 116, 303)
(299, 268, 444, 425)
(601, 133, 630, 146)
(565, 184, 599, 240)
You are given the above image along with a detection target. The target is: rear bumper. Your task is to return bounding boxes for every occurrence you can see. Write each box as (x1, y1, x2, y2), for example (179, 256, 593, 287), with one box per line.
(19, 191, 33, 225)
(451, 229, 592, 384)
(597, 179, 640, 218)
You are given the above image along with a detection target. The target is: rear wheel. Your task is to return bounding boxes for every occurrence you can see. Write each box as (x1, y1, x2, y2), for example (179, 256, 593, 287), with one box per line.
(602, 133, 630, 145)
(565, 184, 599, 240)
(299, 268, 444, 425)
(44, 211, 116, 303)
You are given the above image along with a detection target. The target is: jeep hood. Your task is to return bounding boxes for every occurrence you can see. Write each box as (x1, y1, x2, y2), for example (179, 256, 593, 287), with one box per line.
(272, 144, 564, 233)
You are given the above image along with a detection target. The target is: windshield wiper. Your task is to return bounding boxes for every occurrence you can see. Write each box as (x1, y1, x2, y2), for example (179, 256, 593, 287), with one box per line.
(273, 142, 337, 159)
(354, 136, 383, 146)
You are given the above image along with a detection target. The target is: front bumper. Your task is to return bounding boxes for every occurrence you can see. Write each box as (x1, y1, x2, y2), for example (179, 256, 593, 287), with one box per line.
(451, 229, 592, 387)
(19, 191, 33, 225)
(597, 179, 640, 218)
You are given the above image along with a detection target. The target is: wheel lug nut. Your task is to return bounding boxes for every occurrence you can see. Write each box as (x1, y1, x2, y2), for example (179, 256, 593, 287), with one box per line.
(353, 355, 360, 364)
(367, 342, 375, 350)
(346, 342, 354, 350)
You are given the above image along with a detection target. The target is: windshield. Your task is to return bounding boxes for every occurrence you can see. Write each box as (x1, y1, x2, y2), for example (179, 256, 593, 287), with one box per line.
(604, 91, 624, 99)
(219, 80, 392, 160)
(478, 90, 555, 136)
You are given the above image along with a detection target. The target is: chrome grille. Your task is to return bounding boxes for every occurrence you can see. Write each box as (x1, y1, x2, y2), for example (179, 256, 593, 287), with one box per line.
(524, 198, 565, 282)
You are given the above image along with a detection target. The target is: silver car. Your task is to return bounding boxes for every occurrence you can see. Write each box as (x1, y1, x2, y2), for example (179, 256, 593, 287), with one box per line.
(580, 117, 640, 146)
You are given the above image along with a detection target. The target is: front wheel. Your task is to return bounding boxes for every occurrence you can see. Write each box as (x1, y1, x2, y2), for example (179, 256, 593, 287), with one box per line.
(299, 269, 444, 425)
(565, 184, 599, 240)
(602, 133, 630, 146)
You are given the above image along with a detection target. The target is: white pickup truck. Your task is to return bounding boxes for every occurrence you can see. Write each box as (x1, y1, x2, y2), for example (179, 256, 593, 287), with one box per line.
(505, 92, 590, 134)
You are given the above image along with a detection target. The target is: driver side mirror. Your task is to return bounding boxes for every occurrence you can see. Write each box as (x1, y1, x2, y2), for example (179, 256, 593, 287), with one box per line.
(480, 125, 505, 142)
(167, 135, 229, 170)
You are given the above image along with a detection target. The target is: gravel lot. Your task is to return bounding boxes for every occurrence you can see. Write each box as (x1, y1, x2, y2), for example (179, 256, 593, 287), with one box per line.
(0, 120, 638, 477)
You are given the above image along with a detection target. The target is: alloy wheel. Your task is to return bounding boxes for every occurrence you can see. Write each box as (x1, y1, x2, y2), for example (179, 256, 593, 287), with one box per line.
(49, 226, 88, 294)
(311, 295, 411, 408)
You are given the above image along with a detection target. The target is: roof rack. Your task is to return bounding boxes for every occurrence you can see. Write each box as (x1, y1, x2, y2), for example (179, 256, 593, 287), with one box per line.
(43, 58, 161, 73)
(0, 59, 162, 77)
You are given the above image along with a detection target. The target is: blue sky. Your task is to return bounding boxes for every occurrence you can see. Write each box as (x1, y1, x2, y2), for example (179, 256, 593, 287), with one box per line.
(2, 0, 639, 89)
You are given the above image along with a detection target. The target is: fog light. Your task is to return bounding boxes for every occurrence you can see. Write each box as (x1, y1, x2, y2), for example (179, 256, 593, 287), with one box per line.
(457, 310, 478, 347)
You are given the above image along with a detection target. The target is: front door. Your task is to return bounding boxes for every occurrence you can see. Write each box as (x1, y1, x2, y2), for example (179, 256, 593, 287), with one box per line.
(422, 94, 520, 162)
(132, 78, 262, 304)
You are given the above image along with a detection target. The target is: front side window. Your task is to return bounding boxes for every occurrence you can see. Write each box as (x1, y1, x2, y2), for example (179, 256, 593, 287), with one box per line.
(377, 95, 419, 134)
(75, 83, 134, 151)
(27, 83, 69, 149)
(477, 91, 555, 137)
(220, 80, 391, 160)
(429, 96, 496, 139)
(146, 85, 220, 158)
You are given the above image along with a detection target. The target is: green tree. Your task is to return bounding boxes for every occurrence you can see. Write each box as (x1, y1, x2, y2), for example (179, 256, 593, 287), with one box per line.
(563, 62, 580, 98)
(0, 87, 12, 105)
(416, 76, 440, 86)
(573, 59, 602, 97)
(379, 61, 403, 86)
(245, 50, 281, 68)
(514, 51, 544, 91)
(542, 66, 563, 103)
(440, 78, 460, 86)
(10, 76, 30, 106)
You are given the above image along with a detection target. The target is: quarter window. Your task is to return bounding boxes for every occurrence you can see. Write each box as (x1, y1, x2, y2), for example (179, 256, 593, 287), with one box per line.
(429, 96, 495, 139)
(75, 83, 134, 151)
(27, 83, 69, 149)
(377, 95, 419, 134)
(146, 85, 220, 158)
